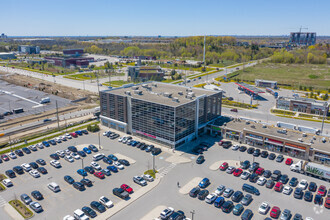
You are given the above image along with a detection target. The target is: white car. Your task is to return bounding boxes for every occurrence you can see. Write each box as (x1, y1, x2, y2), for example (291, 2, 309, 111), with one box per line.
(91, 161, 101, 170)
(29, 170, 40, 178)
(71, 152, 80, 160)
(257, 177, 267, 186)
(226, 166, 235, 174)
(21, 163, 32, 172)
(2, 179, 13, 187)
(231, 145, 240, 151)
(258, 202, 270, 215)
(61, 136, 67, 141)
(205, 193, 217, 204)
(64, 155, 74, 163)
(28, 145, 37, 151)
(63, 215, 75, 220)
(118, 137, 124, 142)
(160, 207, 174, 219)
(215, 185, 226, 196)
(50, 160, 61, 168)
(7, 152, 17, 159)
(298, 179, 308, 190)
(142, 174, 154, 182)
(103, 131, 109, 136)
(65, 149, 71, 155)
(54, 137, 62, 143)
(283, 186, 292, 195)
(99, 196, 113, 208)
(122, 138, 128, 144)
(56, 150, 65, 158)
(241, 171, 251, 180)
(36, 143, 44, 149)
(65, 133, 72, 139)
(114, 161, 124, 170)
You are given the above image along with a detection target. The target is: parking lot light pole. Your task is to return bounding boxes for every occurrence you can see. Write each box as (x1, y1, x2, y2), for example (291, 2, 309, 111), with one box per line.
(190, 210, 195, 220)
(81, 157, 85, 179)
(152, 155, 155, 173)
(98, 132, 101, 150)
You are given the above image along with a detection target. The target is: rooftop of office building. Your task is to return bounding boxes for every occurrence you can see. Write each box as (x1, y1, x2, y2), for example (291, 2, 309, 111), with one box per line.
(102, 81, 220, 107)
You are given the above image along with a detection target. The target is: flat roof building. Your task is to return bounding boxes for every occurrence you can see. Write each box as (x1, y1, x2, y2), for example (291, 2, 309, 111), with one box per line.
(100, 82, 222, 148)
(18, 45, 40, 54)
(276, 97, 329, 116)
(0, 52, 16, 60)
(128, 66, 165, 81)
(45, 56, 94, 68)
(255, 79, 277, 89)
(63, 49, 84, 57)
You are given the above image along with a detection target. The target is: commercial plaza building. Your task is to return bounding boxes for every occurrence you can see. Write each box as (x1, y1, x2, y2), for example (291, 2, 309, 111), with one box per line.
(100, 82, 222, 148)
(276, 96, 329, 115)
(210, 118, 329, 165)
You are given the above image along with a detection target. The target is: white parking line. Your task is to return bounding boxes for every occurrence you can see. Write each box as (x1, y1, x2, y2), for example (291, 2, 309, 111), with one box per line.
(158, 163, 176, 178)
(0, 196, 7, 207)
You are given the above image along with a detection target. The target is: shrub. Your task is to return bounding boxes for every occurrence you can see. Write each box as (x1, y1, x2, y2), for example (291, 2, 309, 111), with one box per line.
(87, 124, 100, 132)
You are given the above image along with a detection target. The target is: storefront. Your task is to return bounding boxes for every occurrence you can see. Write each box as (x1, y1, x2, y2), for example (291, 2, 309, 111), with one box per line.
(245, 133, 263, 147)
(225, 130, 241, 141)
(283, 143, 307, 159)
(313, 151, 330, 165)
(264, 138, 283, 152)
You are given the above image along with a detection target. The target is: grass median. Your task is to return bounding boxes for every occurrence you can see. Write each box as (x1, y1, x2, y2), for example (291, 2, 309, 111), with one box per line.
(9, 200, 34, 219)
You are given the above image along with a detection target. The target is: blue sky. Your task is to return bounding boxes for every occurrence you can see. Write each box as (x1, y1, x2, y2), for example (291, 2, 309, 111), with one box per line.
(1, 0, 329, 36)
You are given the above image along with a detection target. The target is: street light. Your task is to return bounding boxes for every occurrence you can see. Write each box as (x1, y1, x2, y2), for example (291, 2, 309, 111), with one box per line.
(190, 210, 195, 220)
(98, 131, 101, 150)
(321, 102, 328, 135)
(81, 157, 85, 179)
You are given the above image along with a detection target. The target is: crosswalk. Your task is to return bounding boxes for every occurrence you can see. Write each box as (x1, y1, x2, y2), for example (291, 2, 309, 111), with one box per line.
(0, 196, 7, 207)
(158, 163, 177, 178)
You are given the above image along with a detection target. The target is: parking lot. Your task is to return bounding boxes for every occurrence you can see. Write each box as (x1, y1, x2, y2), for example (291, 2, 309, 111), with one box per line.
(0, 131, 172, 219)
(112, 136, 329, 220)
(0, 80, 72, 121)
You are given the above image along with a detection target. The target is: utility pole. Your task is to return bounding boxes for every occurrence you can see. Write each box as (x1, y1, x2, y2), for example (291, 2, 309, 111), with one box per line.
(96, 71, 100, 94)
(203, 35, 207, 82)
(321, 102, 328, 134)
(190, 210, 195, 220)
(55, 100, 60, 131)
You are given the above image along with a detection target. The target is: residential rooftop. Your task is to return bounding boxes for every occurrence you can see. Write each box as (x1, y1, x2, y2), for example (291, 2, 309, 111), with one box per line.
(102, 81, 220, 107)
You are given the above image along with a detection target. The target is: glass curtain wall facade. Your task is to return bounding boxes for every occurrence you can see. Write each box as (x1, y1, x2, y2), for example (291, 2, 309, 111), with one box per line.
(131, 99, 175, 143)
(175, 101, 196, 142)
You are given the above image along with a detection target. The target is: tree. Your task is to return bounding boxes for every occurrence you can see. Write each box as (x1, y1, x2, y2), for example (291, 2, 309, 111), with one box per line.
(323, 93, 329, 100)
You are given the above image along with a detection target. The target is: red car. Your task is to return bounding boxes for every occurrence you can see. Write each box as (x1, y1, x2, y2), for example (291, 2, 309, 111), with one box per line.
(255, 167, 264, 175)
(270, 206, 281, 218)
(121, 184, 133, 194)
(285, 158, 293, 165)
(324, 197, 330, 209)
(233, 168, 243, 177)
(318, 185, 327, 196)
(94, 171, 105, 179)
(274, 182, 283, 192)
(230, 108, 238, 112)
(1, 154, 9, 161)
(219, 162, 228, 171)
(70, 132, 78, 138)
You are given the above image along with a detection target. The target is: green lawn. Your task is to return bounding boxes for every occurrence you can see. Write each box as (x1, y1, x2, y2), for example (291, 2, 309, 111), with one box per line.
(103, 80, 129, 87)
(64, 71, 124, 80)
(229, 63, 330, 90)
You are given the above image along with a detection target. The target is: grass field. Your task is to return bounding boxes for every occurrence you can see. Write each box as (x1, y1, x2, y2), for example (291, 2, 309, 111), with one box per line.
(103, 80, 129, 87)
(64, 71, 124, 80)
(228, 63, 330, 89)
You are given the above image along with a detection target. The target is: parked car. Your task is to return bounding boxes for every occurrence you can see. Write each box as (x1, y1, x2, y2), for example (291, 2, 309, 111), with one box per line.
(233, 203, 244, 216)
(73, 182, 85, 191)
(317, 185, 327, 197)
(270, 206, 281, 218)
(241, 194, 253, 205)
(294, 188, 303, 199)
(198, 178, 210, 188)
(31, 190, 43, 200)
(283, 186, 293, 195)
(5, 170, 16, 178)
(121, 184, 133, 194)
(94, 171, 105, 179)
(223, 188, 234, 198)
(90, 201, 106, 213)
(20, 193, 32, 205)
(99, 196, 113, 208)
(241, 171, 251, 180)
(231, 191, 244, 202)
(30, 202, 43, 213)
(160, 207, 174, 219)
(77, 169, 87, 177)
(285, 158, 293, 165)
(205, 193, 218, 204)
(219, 162, 228, 171)
(196, 155, 205, 164)
(263, 170, 272, 178)
(222, 201, 234, 213)
(258, 202, 270, 214)
(198, 189, 209, 200)
(82, 206, 97, 218)
(81, 178, 93, 187)
(298, 179, 308, 190)
(142, 174, 154, 182)
(268, 153, 276, 160)
(83, 147, 91, 154)
(289, 177, 298, 187)
(112, 188, 129, 199)
(189, 187, 200, 198)
(241, 209, 253, 220)
(2, 179, 13, 187)
(133, 176, 147, 186)
(276, 155, 284, 162)
(261, 151, 269, 158)
(64, 175, 75, 184)
(304, 191, 314, 202)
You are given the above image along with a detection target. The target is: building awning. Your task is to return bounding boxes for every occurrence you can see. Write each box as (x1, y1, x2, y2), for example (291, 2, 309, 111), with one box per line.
(226, 132, 239, 136)
(246, 136, 263, 141)
(284, 145, 306, 152)
(264, 140, 283, 147)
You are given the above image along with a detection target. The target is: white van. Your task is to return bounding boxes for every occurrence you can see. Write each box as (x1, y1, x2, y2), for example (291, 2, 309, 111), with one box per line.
(73, 209, 89, 220)
(47, 182, 60, 192)
(93, 153, 105, 161)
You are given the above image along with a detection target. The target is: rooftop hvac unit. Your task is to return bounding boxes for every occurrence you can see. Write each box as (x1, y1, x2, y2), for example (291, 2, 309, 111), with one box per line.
(163, 92, 172, 98)
(187, 92, 195, 97)
(178, 91, 183, 95)
(186, 95, 193, 100)
(141, 84, 148, 88)
(132, 86, 139, 90)
(152, 83, 157, 87)
(134, 90, 143, 95)
(186, 88, 192, 92)
(125, 91, 131, 95)
(172, 97, 179, 102)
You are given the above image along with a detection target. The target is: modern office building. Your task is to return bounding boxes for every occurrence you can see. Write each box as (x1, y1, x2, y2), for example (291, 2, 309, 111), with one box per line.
(0, 52, 16, 60)
(63, 49, 84, 57)
(276, 97, 329, 115)
(128, 66, 165, 81)
(100, 82, 222, 148)
(289, 32, 316, 46)
(45, 56, 94, 68)
(255, 79, 277, 89)
(18, 45, 40, 54)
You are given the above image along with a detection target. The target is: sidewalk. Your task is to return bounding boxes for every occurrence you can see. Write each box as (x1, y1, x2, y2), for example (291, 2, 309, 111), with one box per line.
(3, 203, 24, 220)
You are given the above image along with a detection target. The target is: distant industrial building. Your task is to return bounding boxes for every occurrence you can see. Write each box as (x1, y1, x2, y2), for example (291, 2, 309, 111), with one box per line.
(276, 97, 329, 115)
(128, 66, 165, 81)
(63, 49, 84, 57)
(289, 32, 316, 46)
(100, 82, 222, 148)
(0, 52, 16, 60)
(18, 45, 40, 54)
(255, 79, 277, 89)
(45, 56, 94, 68)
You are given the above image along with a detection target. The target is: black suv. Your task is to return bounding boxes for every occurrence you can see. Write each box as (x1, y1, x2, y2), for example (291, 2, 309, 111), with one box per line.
(247, 147, 255, 154)
(198, 189, 209, 200)
(253, 149, 261, 157)
(13, 166, 24, 174)
(241, 160, 250, 169)
(239, 146, 247, 152)
(50, 153, 59, 160)
(231, 191, 244, 202)
(261, 151, 269, 158)
(90, 201, 106, 213)
(5, 170, 16, 178)
(263, 170, 272, 178)
(189, 187, 200, 197)
(68, 146, 78, 152)
(113, 188, 129, 199)
(73, 182, 85, 191)
(268, 153, 276, 160)
(271, 170, 281, 181)
(81, 179, 93, 187)
(82, 206, 97, 218)
(294, 188, 303, 199)
(151, 148, 162, 155)
(31, 190, 43, 200)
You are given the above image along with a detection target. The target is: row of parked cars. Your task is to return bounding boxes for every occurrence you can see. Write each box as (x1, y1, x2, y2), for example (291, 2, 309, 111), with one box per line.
(158, 207, 191, 220)
(118, 135, 162, 156)
(0, 130, 88, 163)
(188, 178, 255, 219)
(219, 159, 330, 208)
